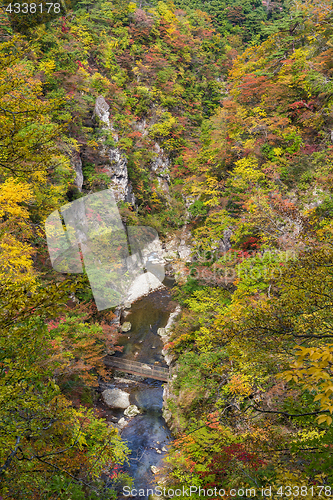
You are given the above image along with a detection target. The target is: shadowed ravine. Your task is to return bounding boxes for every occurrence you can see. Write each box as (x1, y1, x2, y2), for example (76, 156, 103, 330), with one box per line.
(104, 288, 176, 498)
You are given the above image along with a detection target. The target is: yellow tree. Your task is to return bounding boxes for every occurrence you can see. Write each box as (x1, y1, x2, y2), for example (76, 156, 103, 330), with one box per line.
(0, 36, 73, 220)
(0, 178, 36, 288)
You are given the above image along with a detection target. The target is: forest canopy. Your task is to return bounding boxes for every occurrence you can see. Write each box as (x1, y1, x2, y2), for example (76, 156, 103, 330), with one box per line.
(1, 0, 333, 497)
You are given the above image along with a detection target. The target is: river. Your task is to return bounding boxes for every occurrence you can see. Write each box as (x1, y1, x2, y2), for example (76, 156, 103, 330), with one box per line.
(99, 287, 176, 498)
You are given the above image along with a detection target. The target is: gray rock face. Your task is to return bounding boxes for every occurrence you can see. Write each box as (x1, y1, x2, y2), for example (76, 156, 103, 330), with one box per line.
(178, 226, 193, 262)
(102, 388, 130, 409)
(219, 228, 232, 254)
(162, 373, 178, 431)
(161, 349, 175, 366)
(165, 306, 181, 332)
(151, 143, 170, 194)
(113, 377, 135, 384)
(71, 150, 83, 191)
(106, 148, 135, 205)
(94, 96, 135, 205)
(159, 305, 181, 366)
(93, 98, 174, 203)
(178, 242, 192, 262)
(94, 95, 111, 128)
(162, 227, 193, 265)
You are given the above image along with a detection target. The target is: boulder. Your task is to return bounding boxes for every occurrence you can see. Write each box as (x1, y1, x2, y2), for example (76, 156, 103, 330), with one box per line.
(117, 417, 128, 430)
(102, 388, 130, 409)
(157, 327, 166, 337)
(124, 404, 141, 417)
(162, 351, 174, 366)
(114, 377, 134, 384)
(151, 465, 160, 474)
(121, 322, 131, 332)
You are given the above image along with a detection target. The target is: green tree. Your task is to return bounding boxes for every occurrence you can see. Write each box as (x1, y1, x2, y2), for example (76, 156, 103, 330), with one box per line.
(0, 280, 128, 499)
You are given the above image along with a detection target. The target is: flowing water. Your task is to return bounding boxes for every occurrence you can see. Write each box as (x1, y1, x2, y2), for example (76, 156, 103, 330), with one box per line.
(103, 287, 176, 498)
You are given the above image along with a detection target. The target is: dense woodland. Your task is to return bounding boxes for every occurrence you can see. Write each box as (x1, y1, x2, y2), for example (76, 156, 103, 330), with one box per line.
(1, 0, 333, 498)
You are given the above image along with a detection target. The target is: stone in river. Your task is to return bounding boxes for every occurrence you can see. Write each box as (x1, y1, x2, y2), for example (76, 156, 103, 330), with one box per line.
(121, 321, 131, 332)
(151, 465, 160, 474)
(114, 377, 134, 384)
(124, 404, 141, 417)
(117, 417, 128, 430)
(102, 388, 130, 409)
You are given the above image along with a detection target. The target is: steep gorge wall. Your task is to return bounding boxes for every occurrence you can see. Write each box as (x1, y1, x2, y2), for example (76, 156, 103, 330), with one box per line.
(70, 95, 173, 206)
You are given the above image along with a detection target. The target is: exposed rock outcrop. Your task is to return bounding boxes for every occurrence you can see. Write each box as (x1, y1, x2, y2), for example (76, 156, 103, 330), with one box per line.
(162, 378, 176, 430)
(94, 95, 112, 128)
(69, 150, 83, 191)
(158, 305, 181, 366)
(93, 97, 174, 203)
(160, 305, 181, 430)
(151, 142, 171, 195)
(163, 227, 193, 264)
(219, 228, 232, 254)
(94, 96, 135, 205)
(105, 147, 135, 205)
(161, 227, 193, 284)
